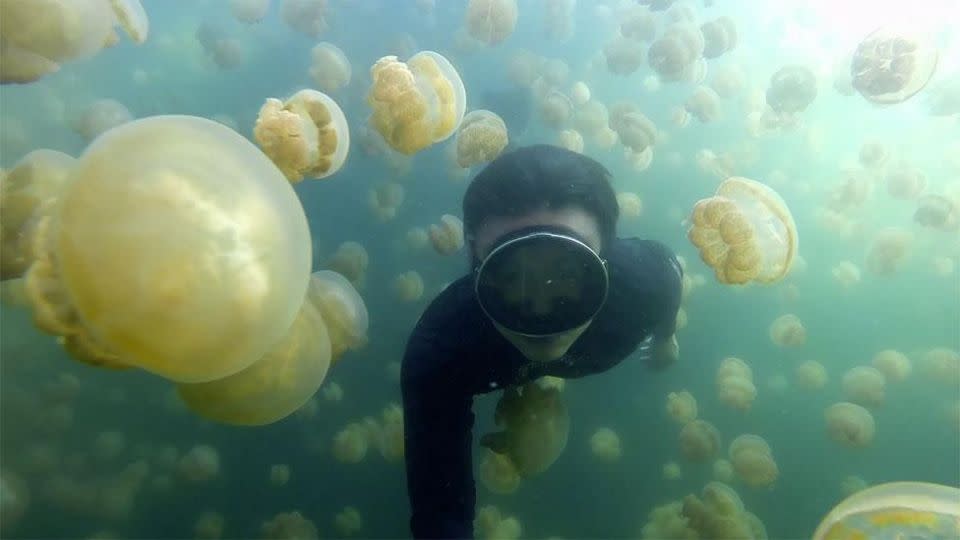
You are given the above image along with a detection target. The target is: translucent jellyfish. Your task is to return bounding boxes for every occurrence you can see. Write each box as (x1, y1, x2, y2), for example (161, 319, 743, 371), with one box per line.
(590, 427, 622, 462)
(871, 349, 911, 383)
(465, 0, 518, 45)
(914, 194, 959, 232)
(322, 381, 344, 402)
(542, 0, 575, 41)
(700, 17, 737, 58)
(684, 86, 722, 123)
(665, 390, 697, 425)
(406, 227, 429, 251)
(713, 459, 734, 483)
(334, 506, 363, 537)
(476, 506, 523, 540)
(429, 214, 464, 255)
(605, 36, 646, 76)
(324, 242, 368, 288)
(710, 64, 746, 100)
(675, 307, 688, 330)
(332, 422, 369, 463)
(309, 42, 352, 93)
(647, 29, 697, 82)
(539, 90, 573, 130)
(851, 26, 939, 105)
(177, 444, 220, 483)
(688, 177, 799, 285)
(0, 150, 76, 280)
(557, 129, 584, 153)
(254, 89, 350, 183)
(73, 99, 134, 142)
(306, 270, 368, 359)
(367, 51, 466, 155)
(482, 383, 570, 475)
(716, 357, 756, 412)
(177, 283, 332, 426)
(393, 271, 424, 302)
(507, 50, 542, 88)
(92, 430, 126, 461)
(670, 106, 691, 128)
(281, 0, 329, 37)
(796, 360, 828, 390)
(728, 434, 778, 488)
(196, 23, 245, 69)
(609, 102, 657, 154)
(23, 116, 311, 382)
(663, 461, 682, 480)
(813, 482, 960, 540)
(679, 419, 721, 461)
(260, 511, 318, 540)
(919, 348, 960, 385)
(0, 468, 29, 533)
(376, 403, 404, 463)
(569, 81, 591, 106)
(455, 110, 508, 168)
(840, 475, 870, 497)
(766, 65, 818, 114)
(617, 192, 643, 219)
(769, 313, 806, 347)
(478, 449, 521, 494)
(825, 402, 876, 448)
(842, 366, 886, 408)
(621, 6, 657, 41)
(231, 0, 271, 23)
(830, 261, 861, 290)
(858, 140, 891, 169)
(865, 227, 912, 275)
(885, 167, 927, 200)
(574, 100, 609, 138)
(368, 182, 405, 221)
(194, 511, 225, 539)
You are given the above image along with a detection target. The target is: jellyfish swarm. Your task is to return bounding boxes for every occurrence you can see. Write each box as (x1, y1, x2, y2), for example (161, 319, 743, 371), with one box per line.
(851, 26, 939, 105)
(688, 177, 798, 285)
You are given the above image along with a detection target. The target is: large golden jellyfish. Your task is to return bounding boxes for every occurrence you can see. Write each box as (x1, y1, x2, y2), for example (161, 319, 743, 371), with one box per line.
(481, 382, 570, 476)
(24, 115, 311, 383)
(825, 402, 876, 448)
(455, 110, 508, 168)
(0, 0, 148, 84)
(0, 150, 76, 280)
(851, 26, 939, 105)
(367, 51, 467, 155)
(465, 0, 518, 46)
(253, 89, 350, 183)
(728, 434, 778, 489)
(688, 177, 798, 285)
(309, 42, 352, 94)
(813, 482, 960, 540)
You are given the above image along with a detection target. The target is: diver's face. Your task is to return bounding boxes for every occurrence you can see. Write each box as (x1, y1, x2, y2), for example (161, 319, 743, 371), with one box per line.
(473, 207, 602, 363)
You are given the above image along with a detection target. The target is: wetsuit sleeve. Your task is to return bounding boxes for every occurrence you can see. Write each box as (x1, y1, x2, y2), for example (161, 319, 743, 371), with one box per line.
(401, 282, 478, 539)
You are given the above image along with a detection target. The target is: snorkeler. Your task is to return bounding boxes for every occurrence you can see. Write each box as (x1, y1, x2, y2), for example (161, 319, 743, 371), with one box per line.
(401, 145, 683, 539)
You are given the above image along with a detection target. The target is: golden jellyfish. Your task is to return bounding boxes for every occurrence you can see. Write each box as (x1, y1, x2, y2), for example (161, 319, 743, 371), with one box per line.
(281, 0, 329, 37)
(455, 110, 509, 168)
(176, 276, 332, 426)
(712, 459, 734, 483)
(23, 116, 311, 382)
(687, 177, 799, 285)
(260, 511, 318, 540)
(332, 422, 369, 463)
(429, 214, 464, 255)
(406, 227, 429, 251)
(194, 511, 226, 539)
(684, 86, 722, 123)
(795, 360, 828, 390)
(595, 127, 619, 149)
(766, 65, 818, 114)
(865, 227, 912, 275)
(230, 0, 270, 23)
(647, 24, 702, 82)
(569, 81, 591, 106)
(858, 140, 891, 169)
(574, 100, 609, 139)
(539, 90, 573, 130)
(195, 23, 244, 69)
(322, 381, 343, 402)
(557, 129, 584, 153)
(269, 464, 291, 486)
(670, 105, 691, 128)
(832, 261, 861, 288)
(768, 313, 806, 347)
(590, 427, 622, 462)
(177, 444, 220, 483)
(851, 26, 939, 105)
(678, 482, 769, 539)
(716, 357, 756, 412)
(376, 403, 404, 463)
(542, 0, 575, 41)
(842, 366, 886, 408)
(684, 58, 708, 84)
(616, 192, 643, 219)
(507, 50, 542, 88)
(710, 64, 746, 100)
(914, 193, 960, 232)
(478, 449, 521, 494)
(640, 502, 697, 539)
(465, 0, 518, 46)
(306, 270, 368, 359)
(919, 347, 960, 385)
(334, 506, 363, 537)
(679, 419, 721, 462)
(609, 102, 657, 154)
(700, 16, 737, 59)
(325, 242, 368, 287)
(604, 36, 646, 76)
(309, 42, 352, 93)
(665, 390, 697, 425)
(871, 349, 912, 383)
(728, 434, 778, 488)
(367, 51, 466, 155)
(885, 167, 927, 200)
(253, 89, 350, 183)
(482, 383, 570, 475)
(627, 147, 654, 172)
(368, 182, 405, 221)
(476, 506, 523, 540)
(0, 150, 76, 280)
(825, 402, 876, 448)
(621, 6, 657, 41)
(92, 430, 126, 461)
(393, 271, 424, 302)
(663, 461, 683, 480)
(73, 99, 134, 142)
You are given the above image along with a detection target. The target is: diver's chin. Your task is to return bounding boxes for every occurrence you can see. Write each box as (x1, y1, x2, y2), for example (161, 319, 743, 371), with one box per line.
(495, 322, 590, 363)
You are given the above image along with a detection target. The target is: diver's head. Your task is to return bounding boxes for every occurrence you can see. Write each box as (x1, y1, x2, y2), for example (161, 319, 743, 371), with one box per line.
(462, 145, 619, 362)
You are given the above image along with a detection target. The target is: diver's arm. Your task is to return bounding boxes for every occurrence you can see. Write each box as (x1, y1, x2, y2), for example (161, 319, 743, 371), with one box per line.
(642, 242, 684, 370)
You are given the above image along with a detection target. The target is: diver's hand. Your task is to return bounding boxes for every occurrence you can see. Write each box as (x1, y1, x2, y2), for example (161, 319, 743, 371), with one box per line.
(646, 334, 679, 371)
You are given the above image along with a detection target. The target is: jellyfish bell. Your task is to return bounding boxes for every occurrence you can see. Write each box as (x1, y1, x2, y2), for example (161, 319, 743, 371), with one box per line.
(455, 110, 509, 168)
(307, 270, 368, 360)
(851, 26, 939, 105)
(465, 0, 518, 46)
(914, 193, 959, 232)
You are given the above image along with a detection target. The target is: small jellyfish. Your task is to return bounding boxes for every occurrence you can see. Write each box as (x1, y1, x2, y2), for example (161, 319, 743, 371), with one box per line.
(231, 0, 271, 23)
(663, 461, 682, 480)
(919, 347, 959, 385)
(871, 349, 911, 383)
(914, 194, 959, 232)
(269, 464, 291, 486)
(795, 360, 828, 390)
(616, 192, 643, 219)
(713, 459, 734, 483)
(842, 366, 886, 408)
(608, 102, 657, 154)
(334, 506, 363, 537)
(604, 35, 646, 76)
(864, 227, 912, 276)
(621, 6, 657, 41)
(306, 270, 368, 359)
(538, 90, 573, 130)
(648, 31, 695, 82)
(766, 65, 818, 114)
(679, 419, 721, 462)
(455, 110, 509, 168)
(569, 81, 591, 106)
(590, 427, 622, 462)
(332, 422, 369, 463)
(700, 16, 737, 59)
(665, 390, 697, 425)
(858, 140, 891, 169)
(557, 129, 584, 153)
(465, 0, 518, 46)
(684, 86, 722, 123)
(73, 99, 134, 142)
(851, 26, 939, 105)
(393, 271, 424, 302)
(825, 402, 876, 448)
(885, 167, 927, 200)
(368, 182, 405, 221)
(478, 449, 521, 494)
(832, 261, 861, 289)
(177, 444, 220, 483)
(281, 0, 329, 38)
(325, 242, 368, 288)
(728, 434, 778, 488)
(429, 214, 464, 255)
(768, 313, 806, 347)
(309, 42, 352, 93)
(710, 64, 746, 100)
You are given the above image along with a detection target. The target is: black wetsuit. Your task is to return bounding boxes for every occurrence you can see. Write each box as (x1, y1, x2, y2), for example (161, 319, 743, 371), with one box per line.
(401, 237, 684, 539)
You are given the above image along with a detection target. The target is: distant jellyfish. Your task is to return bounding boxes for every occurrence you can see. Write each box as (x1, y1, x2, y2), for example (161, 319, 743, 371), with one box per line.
(679, 419, 721, 461)
(557, 129, 584, 153)
(429, 214, 464, 255)
(648, 28, 697, 82)
(729, 434, 779, 488)
(795, 360, 828, 390)
(334, 506, 363, 537)
(539, 90, 573, 130)
(368, 182, 405, 221)
(665, 390, 697, 425)
(194, 511, 225, 539)
(332, 423, 369, 463)
(769, 314, 806, 347)
(178, 444, 220, 483)
(825, 402, 876, 448)
(621, 6, 657, 41)
(325, 242, 368, 288)
(914, 194, 959, 232)
(309, 42, 352, 93)
(406, 227, 429, 251)
(269, 464, 291, 486)
(478, 449, 521, 494)
(590, 428, 622, 462)
(281, 0, 329, 37)
(851, 26, 939, 105)
(542, 0, 576, 41)
(465, 0, 518, 46)
(864, 227, 912, 275)
(871, 350, 911, 383)
(710, 64, 746, 100)
(832, 261, 861, 288)
(260, 511, 318, 539)
(684, 86, 722, 123)
(608, 102, 657, 154)
(766, 65, 818, 114)
(231, 0, 271, 23)
(700, 16, 737, 58)
(842, 366, 886, 408)
(617, 192, 643, 219)
(858, 140, 891, 170)
(393, 271, 424, 302)
(569, 81, 591, 106)
(919, 348, 960, 386)
(73, 99, 133, 142)
(717, 357, 756, 411)
(712, 459, 734, 483)
(604, 36, 646, 76)
(455, 110, 509, 168)
(662, 461, 682, 480)
(885, 167, 927, 200)
(306, 270, 368, 359)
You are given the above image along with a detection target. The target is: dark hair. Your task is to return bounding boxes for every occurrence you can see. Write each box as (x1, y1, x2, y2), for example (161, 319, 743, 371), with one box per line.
(463, 144, 619, 254)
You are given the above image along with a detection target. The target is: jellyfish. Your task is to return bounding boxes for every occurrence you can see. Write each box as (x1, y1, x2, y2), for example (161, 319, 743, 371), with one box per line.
(367, 51, 466, 155)
(617, 192, 643, 219)
(557, 129, 584, 153)
(858, 140, 891, 169)
(322, 381, 344, 402)
(269, 464, 291, 486)
(665, 390, 697, 425)
(254, 89, 350, 183)
(306, 270, 368, 359)
(507, 50, 543, 88)
(455, 110, 509, 168)
(728, 434, 778, 488)
(73, 99, 134, 142)
(376, 404, 404, 463)
(574, 100, 609, 139)
(280, 0, 329, 37)
(605, 36, 646, 76)
(542, 0, 575, 41)
(478, 449, 521, 494)
(663, 461, 683, 480)
(481, 383, 570, 475)
(621, 6, 657, 41)
(406, 227, 429, 251)
(871, 350, 911, 383)
(865, 227, 912, 275)
(688, 177, 798, 285)
(178, 444, 220, 483)
(465, 0, 518, 46)
(914, 194, 959, 232)
(713, 459, 734, 483)
(710, 64, 746, 100)
(324, 242, 368, 289)
(368, 182, 405, 221)
(194, 511, 226, 539)
(919, 348, 959, 385)
(309, 42, 352, 93)
(769, 313, 806, 347)
(679, 419, 721, 462)
(393, 271, 424, 302)
(766, 65, 817, 114)
(590, 428, 622, 462)
(609, 102, 657, 154)
(648, 30, 696, 82)
(260, 511, 318, 540)
(332, 422, 369, 463)
(334, 506, 363, 537)
(885, 167, 927, 200)
(684, 86, 722, 123)
(231, 0, 270, 23)
(0, 150, 76, 280)
(795, 360, 828, 390)
(842, 366, 886, 408)
(569, 81, 591, 106)
(700, 17, 737, 58)
(539, 90, 573, 130)
(851, 26, 939, 105)
(196, 23, 245, 69)
(429, 214, 464, 255)
(825, 402, 876, 448)
(22, 115, 310, 382)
